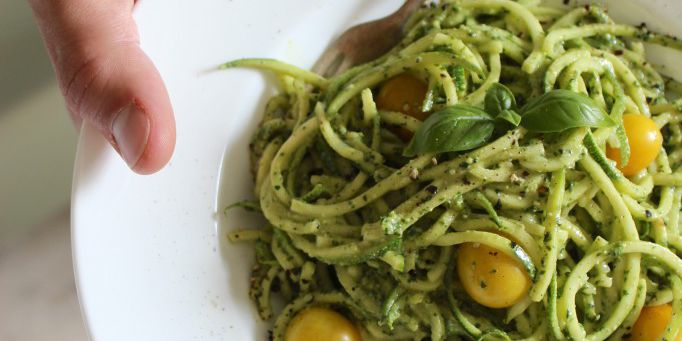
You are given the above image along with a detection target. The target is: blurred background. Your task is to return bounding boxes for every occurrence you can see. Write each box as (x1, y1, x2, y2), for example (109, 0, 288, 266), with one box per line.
(0, 1, 87, 340)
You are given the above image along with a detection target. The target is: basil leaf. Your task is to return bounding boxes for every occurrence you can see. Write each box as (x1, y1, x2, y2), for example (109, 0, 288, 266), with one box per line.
(485, 83, 517, 117)
(404, 105, 494, 156)
(520, 89, 616, 132)
(496, 109, 521, 127)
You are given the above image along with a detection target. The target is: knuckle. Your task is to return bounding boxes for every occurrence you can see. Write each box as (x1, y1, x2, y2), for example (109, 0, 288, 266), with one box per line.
(61, 55, 113, 129)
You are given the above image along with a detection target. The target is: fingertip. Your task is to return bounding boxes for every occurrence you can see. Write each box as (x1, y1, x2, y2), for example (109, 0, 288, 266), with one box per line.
(130, 107, 176, 175)
(110, 47, 176, 175)
(110, 100, 175, 175)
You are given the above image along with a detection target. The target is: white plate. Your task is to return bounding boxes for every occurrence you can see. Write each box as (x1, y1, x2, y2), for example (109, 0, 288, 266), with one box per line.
(71, 1, 682, 340)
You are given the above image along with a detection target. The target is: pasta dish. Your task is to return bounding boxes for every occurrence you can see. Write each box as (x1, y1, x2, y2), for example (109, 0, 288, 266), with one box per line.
(223, 1, 682, 340)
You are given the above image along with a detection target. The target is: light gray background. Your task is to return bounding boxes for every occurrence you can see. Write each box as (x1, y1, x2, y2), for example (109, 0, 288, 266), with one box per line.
(0, 1, 85, 340)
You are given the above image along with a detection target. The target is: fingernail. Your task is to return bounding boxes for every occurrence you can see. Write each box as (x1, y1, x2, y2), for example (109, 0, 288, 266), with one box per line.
(112, 102, 150, 169)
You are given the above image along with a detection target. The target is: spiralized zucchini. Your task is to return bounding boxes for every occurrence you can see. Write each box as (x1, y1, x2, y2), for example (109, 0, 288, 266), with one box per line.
(224, 1, 682, 340)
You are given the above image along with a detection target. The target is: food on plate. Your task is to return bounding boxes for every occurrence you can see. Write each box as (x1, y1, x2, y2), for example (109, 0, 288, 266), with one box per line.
(223, 0, 682, 339)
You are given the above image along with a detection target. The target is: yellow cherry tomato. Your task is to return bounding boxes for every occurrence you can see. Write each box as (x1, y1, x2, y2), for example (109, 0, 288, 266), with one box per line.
(376, 74, 428, 141)
(457, 243, 531, 309)
(629, 304, 682, 341)
(606, 113, 663, 176)
(284, 307, 361, 341)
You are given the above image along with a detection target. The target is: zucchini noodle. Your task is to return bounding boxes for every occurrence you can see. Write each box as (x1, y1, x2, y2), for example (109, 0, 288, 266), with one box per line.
(224, 1, 682, 340)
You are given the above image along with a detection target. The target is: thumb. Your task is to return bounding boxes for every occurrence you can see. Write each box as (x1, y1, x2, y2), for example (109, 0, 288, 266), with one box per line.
(30, 0, 175, 174)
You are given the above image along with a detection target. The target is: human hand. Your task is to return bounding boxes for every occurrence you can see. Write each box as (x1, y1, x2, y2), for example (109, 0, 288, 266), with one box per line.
(29, 0, 175, 174)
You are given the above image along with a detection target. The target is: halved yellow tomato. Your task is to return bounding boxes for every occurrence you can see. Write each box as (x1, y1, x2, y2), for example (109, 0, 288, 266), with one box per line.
(629, 304, 682, 341)
(606, 113, 662, 176)
(457, 243, 531, 309)
(285, 307, 361, 341)
(376, 74, 428, 141)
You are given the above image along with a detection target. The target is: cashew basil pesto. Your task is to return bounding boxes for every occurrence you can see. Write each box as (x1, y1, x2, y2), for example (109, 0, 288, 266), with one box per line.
(222, 1, 682, 340)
